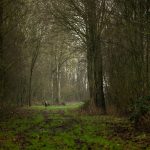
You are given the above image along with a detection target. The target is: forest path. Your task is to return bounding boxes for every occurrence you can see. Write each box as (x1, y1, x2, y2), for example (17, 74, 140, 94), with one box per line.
(0, 105, 150, 150)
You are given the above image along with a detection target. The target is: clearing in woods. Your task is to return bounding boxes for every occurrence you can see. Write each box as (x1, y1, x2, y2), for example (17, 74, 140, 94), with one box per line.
(0, 103, 150, 150)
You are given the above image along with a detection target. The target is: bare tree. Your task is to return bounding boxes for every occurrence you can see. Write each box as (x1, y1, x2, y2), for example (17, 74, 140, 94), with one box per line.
(50, 0, 115, 113)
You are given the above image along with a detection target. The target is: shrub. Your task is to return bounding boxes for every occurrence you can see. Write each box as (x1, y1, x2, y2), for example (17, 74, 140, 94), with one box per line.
(129, 96, 150, 131)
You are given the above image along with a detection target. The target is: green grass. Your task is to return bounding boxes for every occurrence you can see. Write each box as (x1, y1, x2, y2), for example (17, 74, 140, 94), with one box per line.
(0, 103, 149, 150)
(31, 102, 83, 111)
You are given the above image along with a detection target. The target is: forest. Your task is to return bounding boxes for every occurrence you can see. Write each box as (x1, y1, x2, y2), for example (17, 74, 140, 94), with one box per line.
(0, 0, 150, 149)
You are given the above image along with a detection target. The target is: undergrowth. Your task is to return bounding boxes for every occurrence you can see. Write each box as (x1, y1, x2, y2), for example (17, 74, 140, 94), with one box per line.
(0, 104, 149, 150)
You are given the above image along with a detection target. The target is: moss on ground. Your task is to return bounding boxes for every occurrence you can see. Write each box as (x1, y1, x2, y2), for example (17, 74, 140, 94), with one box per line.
(0, 104, 149, 150)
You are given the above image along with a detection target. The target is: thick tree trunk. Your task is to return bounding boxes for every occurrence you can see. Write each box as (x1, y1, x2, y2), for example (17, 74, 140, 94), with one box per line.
(86, 0, 106, 113)
(145, 0, 149, 95)
(0, 1, 4, 103)
(145, 31, 149, 95)
(87, 39, 106, 113)
(94, 40, 106, 112)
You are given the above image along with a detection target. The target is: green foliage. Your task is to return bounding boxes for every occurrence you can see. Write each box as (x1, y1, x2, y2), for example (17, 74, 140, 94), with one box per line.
(130, 96, 150, 124)
(31, 102, 83, 111)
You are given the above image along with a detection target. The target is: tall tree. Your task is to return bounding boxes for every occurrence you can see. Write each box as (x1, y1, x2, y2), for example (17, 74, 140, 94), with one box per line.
(0, 0, 4, 104)
(50, 0, 114, 113)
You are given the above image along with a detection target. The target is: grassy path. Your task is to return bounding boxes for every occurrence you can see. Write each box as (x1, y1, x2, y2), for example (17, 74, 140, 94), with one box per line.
(0, 104, 150, 150)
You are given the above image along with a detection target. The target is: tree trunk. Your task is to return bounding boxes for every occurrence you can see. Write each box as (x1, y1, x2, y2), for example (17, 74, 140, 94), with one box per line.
(51, 74, 54, 99)
(145, 0, 149, 95)
(0, 1, 4, 104)
(87, 39, 106, 113)
(86, 0, 106, 113)
(28, 70, 33, 107)
(94, 39, 106, 112)
(55, 64, 60, 103)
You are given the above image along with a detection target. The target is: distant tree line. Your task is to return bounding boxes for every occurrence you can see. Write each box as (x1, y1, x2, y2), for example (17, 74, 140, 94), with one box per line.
(0, 0, 88, 109)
